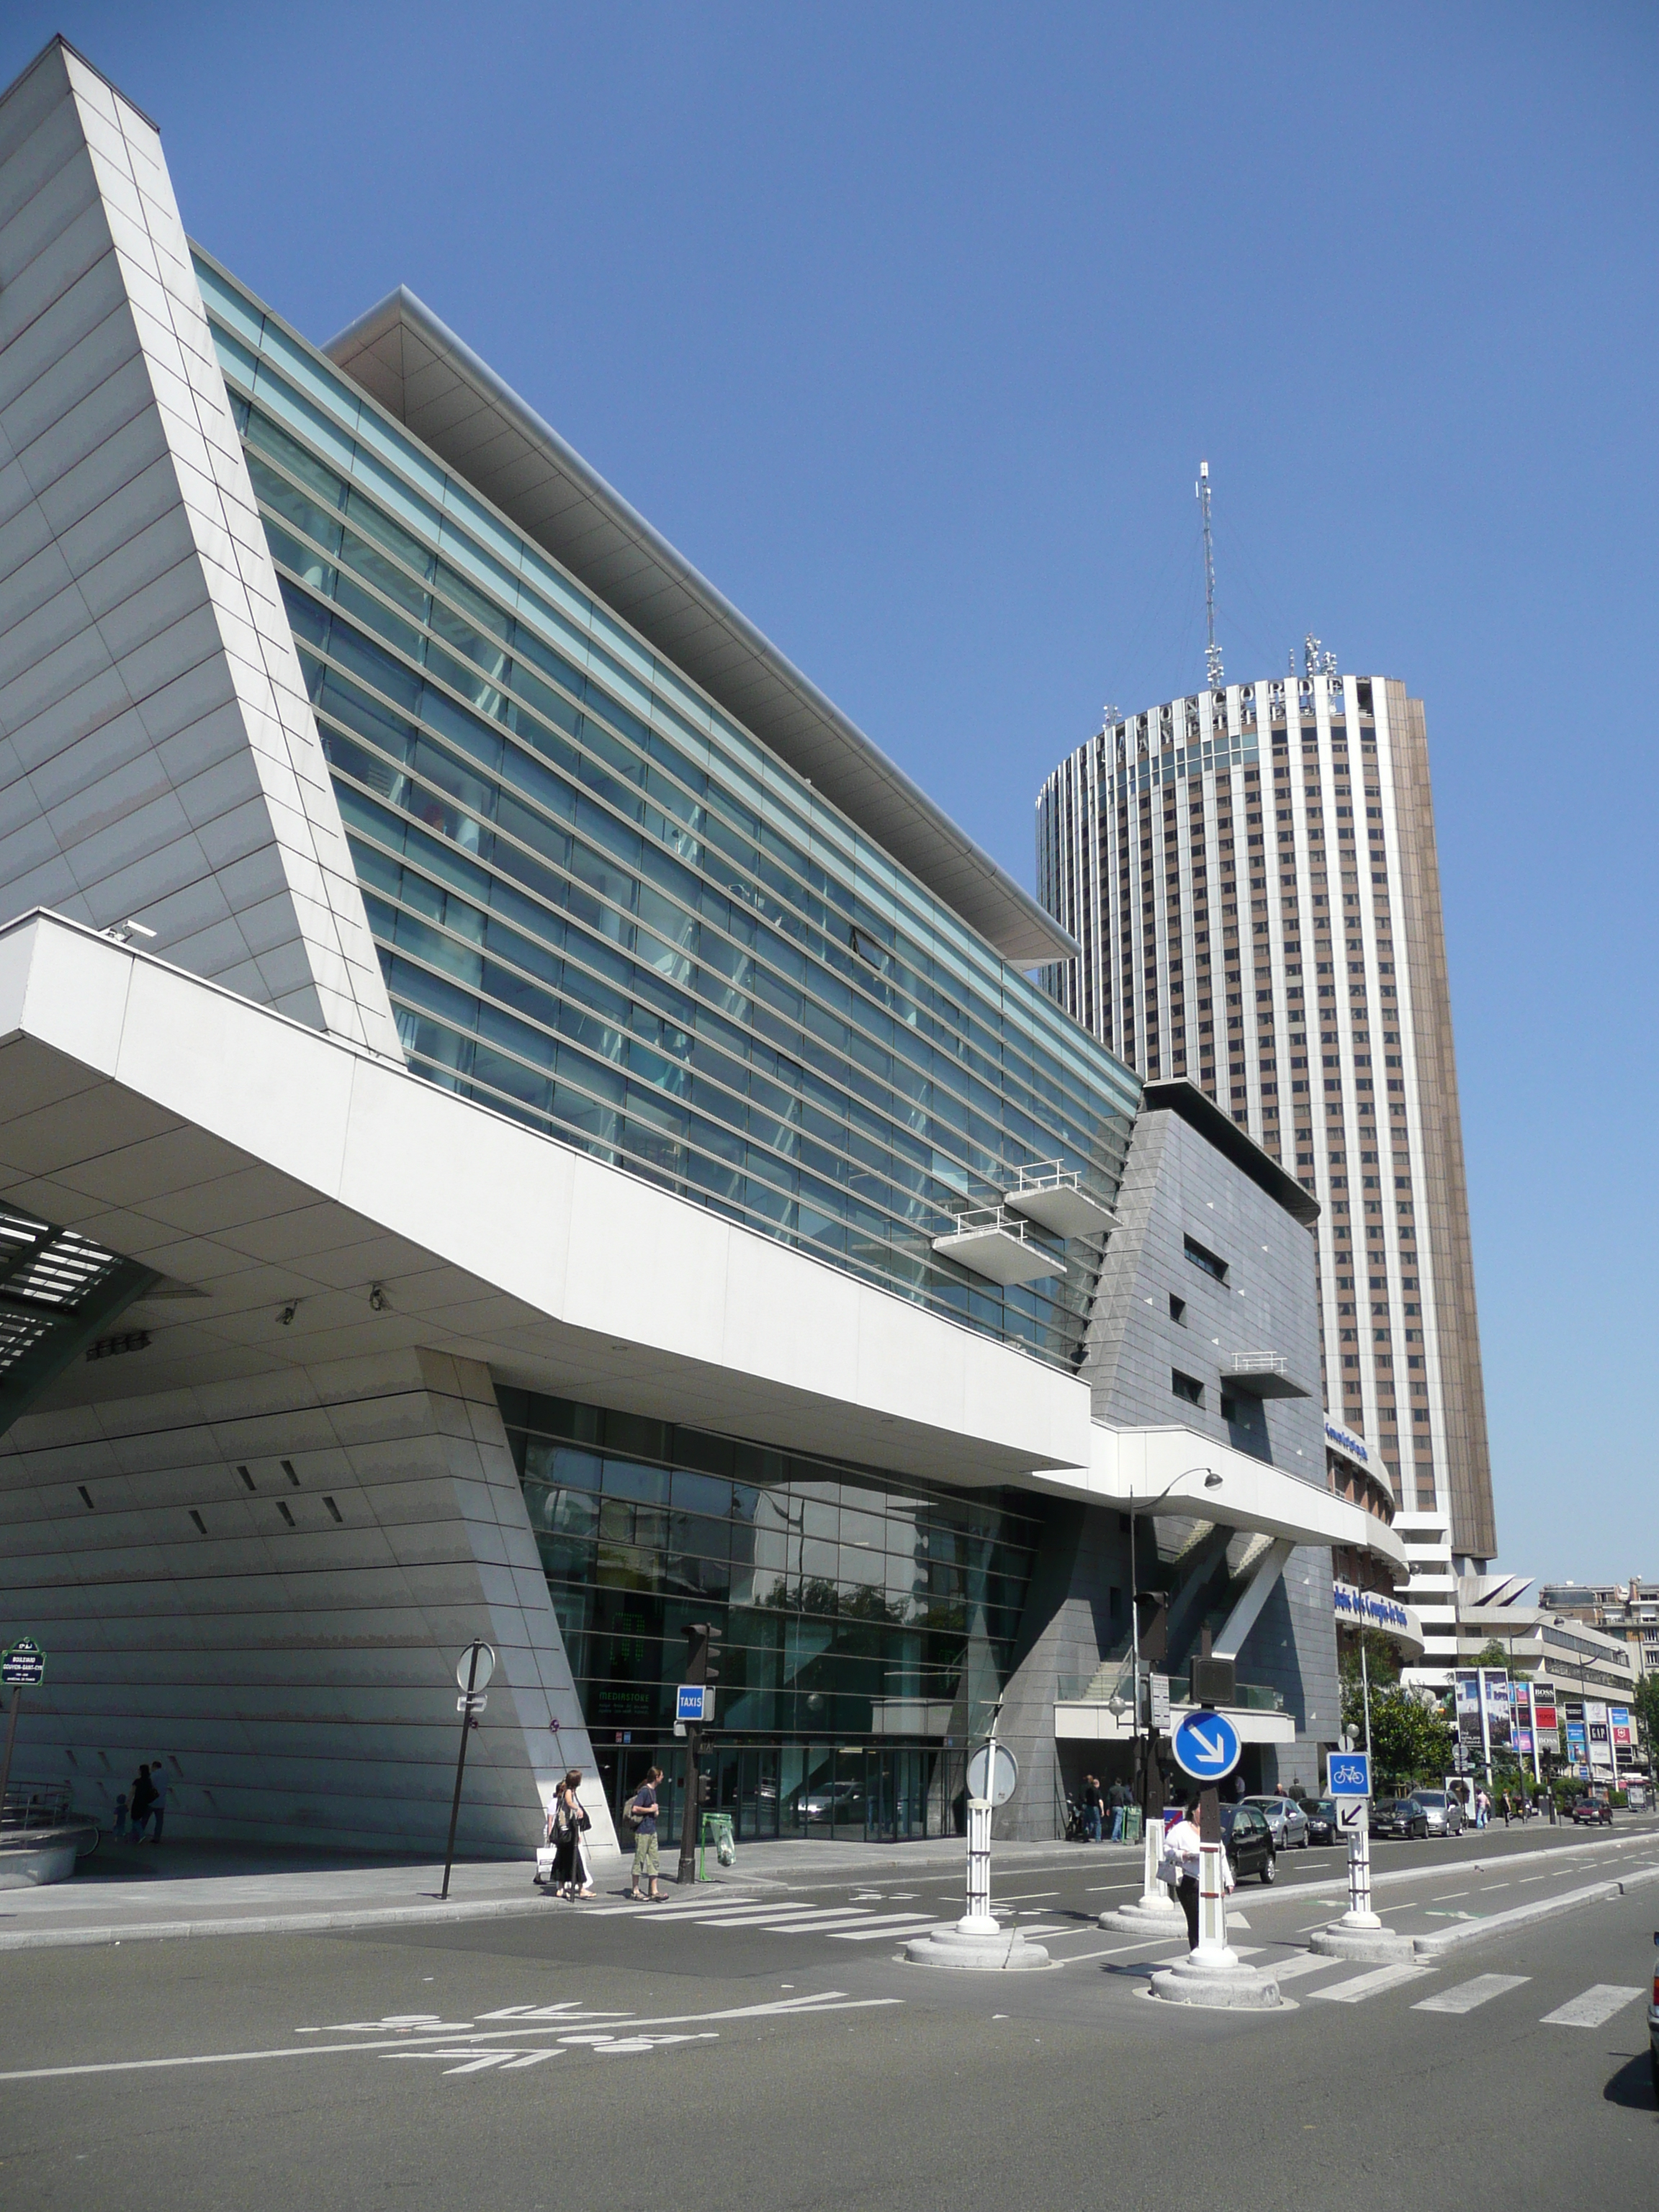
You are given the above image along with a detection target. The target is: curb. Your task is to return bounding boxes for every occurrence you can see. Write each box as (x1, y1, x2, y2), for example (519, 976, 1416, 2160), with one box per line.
(0, 1889, 613, 1953)
(1410, 1859, 1659, 1959)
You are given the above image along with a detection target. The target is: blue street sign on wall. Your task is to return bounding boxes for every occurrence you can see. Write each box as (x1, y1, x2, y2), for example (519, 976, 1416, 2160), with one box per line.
(1172, 1710, 1241, 1781)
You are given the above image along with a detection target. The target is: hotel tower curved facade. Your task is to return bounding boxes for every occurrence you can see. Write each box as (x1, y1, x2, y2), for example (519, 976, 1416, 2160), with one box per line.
(1037, 673, 1496, 1671)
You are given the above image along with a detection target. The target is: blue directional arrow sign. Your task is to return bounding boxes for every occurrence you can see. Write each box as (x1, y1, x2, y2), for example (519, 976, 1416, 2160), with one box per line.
(1172, 1709, 1241, 1781)
(1327, 1750, 1372, 1799)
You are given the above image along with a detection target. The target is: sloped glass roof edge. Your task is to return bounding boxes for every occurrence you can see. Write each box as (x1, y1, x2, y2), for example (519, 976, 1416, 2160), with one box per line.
(323, 286, 1077, 971)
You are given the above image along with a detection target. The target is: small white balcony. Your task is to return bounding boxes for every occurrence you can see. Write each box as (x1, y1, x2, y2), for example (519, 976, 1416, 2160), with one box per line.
(932, 1205, 1066, 1287)
(1004, 1161, 1118, 1241)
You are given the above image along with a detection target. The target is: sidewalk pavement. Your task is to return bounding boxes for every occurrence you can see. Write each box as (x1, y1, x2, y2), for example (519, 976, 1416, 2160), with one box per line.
(0, 1830, 1112, 1953)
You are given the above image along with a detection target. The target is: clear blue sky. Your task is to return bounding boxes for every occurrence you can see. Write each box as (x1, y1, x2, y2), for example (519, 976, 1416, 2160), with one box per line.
(8, 4, 1655, 1581)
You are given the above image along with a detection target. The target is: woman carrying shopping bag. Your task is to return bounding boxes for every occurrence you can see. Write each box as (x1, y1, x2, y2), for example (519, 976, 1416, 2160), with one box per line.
(565, 1768, 598, 1899)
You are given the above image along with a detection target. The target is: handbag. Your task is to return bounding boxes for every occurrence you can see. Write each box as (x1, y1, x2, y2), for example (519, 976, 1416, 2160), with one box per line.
(535, 1844, 557, 1879)
(1155, 1849, 1183, 1886)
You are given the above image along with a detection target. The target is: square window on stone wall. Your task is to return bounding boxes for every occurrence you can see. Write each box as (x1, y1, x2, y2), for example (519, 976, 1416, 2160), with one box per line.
(1172, 1370, 1204, 1408)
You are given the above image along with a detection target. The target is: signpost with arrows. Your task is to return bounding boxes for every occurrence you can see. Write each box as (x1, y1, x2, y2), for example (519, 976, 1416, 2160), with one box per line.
(1172, 1666, 1242, 1961)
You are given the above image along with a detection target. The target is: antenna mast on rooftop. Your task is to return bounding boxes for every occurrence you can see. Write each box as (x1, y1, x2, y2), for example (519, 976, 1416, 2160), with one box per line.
(1197, 461, 1223, 689)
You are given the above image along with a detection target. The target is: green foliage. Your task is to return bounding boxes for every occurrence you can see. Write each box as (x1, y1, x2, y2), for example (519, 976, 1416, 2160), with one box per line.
(1339, 1628, 1402, 1686)
(1632, 1674, 1659, 1748)
(1469, 1638, 1530, 1676)
(1339, 1676, 1455, 1785)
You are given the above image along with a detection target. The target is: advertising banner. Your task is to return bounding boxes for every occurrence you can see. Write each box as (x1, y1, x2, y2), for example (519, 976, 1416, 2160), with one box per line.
(1480, 1668, 1512, 1751)
(1455, 1670, 1483, 1753)
(1533, 1679, 1560, 1749)
(1585, 1699, 1614, 1779)
(1611, 1707, 1632, 1746)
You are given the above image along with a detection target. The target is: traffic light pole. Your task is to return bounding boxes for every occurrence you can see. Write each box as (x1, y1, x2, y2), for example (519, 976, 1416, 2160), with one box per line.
(676, 1722, 701, 1885)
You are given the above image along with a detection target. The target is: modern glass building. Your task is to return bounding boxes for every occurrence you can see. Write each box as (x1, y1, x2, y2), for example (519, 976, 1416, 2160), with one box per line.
(197, 249, 1136, 1378)
(177, 251, 1143, 1831)
(0, 38, 1393, 1853)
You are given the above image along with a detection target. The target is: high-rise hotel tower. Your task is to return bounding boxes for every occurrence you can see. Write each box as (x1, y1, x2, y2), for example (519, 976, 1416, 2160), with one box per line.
(1037, 670, 1495, 1669)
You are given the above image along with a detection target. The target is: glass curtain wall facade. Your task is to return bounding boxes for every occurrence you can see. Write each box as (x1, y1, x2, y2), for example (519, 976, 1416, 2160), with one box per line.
(194, 250, 1138, 1371)
(500, 1389, 1044, 1839)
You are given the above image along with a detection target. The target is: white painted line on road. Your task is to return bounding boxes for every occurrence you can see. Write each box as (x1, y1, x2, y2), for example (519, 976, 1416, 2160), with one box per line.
(994, 1891, 1061, 1902)
(1518, 1876, 1547, 1884)
(827, 1917, 944, 1941)
(658, 1906, 849, 1927)
(1266, 1952, 1347, 1983)
(0, 1992, 903, 2085)
(1412, 1974, 1530, 2015)
(1539, 1984, 1645, 2028)
(1431, 1890, 1470, 1899)
(1309, 1964, 1434, 2004)
(1477, 1882, 1511, 1892)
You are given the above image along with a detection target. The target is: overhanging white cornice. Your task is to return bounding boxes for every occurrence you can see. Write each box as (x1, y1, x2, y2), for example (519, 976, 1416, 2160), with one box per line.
(1021, 1421, 1408, 1561)
(0, 912, 1091, 1487)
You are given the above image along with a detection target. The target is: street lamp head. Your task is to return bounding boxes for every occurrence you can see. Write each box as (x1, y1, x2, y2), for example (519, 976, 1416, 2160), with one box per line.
(1202, 1471, 1223, 1490)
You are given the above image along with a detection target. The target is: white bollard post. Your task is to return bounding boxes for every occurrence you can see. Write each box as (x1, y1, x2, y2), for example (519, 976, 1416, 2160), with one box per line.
(1338, 1806, 1380, 1930)
(1139, 1803, 1168, 1910)
(958, 1797, 996, 1936)
(1196, 1836, 1233, 1959)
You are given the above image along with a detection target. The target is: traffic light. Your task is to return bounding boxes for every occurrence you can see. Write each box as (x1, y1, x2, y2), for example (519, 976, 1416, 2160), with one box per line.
(684, 1621, 723, 1690)
(696, 1769, 714, 1807)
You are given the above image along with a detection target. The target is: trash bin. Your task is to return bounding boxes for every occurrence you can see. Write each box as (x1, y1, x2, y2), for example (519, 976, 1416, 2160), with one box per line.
(701, 1812, 736, 1870)
(1123, 1806, 1143, 1845)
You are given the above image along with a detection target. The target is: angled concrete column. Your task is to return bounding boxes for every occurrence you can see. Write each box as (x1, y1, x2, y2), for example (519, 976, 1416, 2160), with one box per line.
(0, 38, 400, 1056)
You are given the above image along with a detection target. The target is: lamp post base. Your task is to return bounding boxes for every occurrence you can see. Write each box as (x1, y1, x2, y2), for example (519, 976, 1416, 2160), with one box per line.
(905, 1924, 1051, 1971)
(1099, 1892, 1185, 1933)
(1150, 1947, 1283, 2010)
(1310, 1918, 1415, 1963)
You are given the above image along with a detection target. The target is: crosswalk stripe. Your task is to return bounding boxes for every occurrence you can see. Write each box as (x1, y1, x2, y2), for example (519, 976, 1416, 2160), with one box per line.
(657, 1907, 846, 1927)
(1267, 1951, 1351, 1983)
(1539, 1984, 1646, 2028)
(1413, 1974, 1530, 2015)
(827, 1917, 945, 1941)
(1309, 1963, 1435, 2004)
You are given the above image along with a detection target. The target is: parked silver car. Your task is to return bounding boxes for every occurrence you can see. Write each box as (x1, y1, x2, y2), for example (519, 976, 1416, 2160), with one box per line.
(1413, 1789, 1465, 1837)
(1241, 1794, 1309, 1848)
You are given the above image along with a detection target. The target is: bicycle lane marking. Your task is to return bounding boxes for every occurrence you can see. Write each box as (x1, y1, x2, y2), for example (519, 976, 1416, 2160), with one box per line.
(0, 1992, 903, 2085)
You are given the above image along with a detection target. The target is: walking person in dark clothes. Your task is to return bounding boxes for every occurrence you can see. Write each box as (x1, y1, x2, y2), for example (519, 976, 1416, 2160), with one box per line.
(128, 1764, 157, 1842)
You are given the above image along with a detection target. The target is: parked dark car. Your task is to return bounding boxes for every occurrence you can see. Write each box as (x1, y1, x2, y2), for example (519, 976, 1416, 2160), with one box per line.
(1220, 1801, 1277, 1884)
(1370, 1794, 1429, 1840)
(1570, 1797, 1613, 1826)
(1304, 1797, 1339, 1845)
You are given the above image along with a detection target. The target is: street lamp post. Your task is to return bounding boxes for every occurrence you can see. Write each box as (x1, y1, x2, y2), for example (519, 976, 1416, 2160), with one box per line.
(1127, 1467, 1223, 1912)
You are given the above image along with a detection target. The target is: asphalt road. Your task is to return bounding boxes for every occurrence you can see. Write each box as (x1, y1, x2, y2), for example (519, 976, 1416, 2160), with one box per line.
(3, 1819, 1655, 2211)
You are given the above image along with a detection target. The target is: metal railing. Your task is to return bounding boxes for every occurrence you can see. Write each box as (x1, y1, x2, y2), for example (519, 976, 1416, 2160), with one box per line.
(1056, 1668, 1286, 1714)
(1, 1781, 75, 1831)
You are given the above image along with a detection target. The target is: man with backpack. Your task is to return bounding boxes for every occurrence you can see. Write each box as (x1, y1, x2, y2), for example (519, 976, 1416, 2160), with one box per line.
(626, 1766, 665, 1902)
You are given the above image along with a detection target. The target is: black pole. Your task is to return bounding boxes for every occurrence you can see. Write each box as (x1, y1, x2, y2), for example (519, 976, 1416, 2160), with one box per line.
(677, 1724, 701, 1885)
(0, 1687, 20, 1827)
(441, 1642, 482, 1901)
